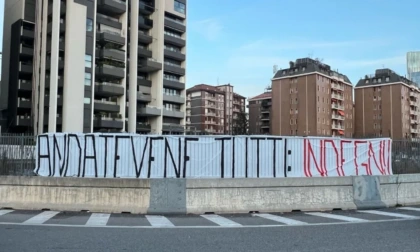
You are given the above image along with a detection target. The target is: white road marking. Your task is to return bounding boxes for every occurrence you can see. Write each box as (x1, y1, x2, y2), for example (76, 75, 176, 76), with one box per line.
(398, 207, 420, 212)
(85, 213, 111, 226)
(306, 212, 367, 222)
(253, 213, 307, 225)
(145, 215, 175, 227)
(200, 214, 242, 227)
(23, 211, 60, 224)
(359, 210, 418, 219)
(0, 210, 13, 216)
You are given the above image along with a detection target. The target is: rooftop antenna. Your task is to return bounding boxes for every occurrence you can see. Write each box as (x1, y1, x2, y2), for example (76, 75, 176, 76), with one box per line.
(273, 65, 278, 74)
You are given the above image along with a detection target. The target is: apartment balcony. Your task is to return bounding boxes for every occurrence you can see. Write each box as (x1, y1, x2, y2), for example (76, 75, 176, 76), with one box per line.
(48, 2, 66, 16)
(261, 108, 270, 114)
(163, 109, 184, 119)
(206, 112, 216, 117)
(94, 100, 120, 113)
(94, 116, 124, 129)
(96, 64, 125, 79)
(139, 16, 153, 30)
(331, 103, 344, 110)
(410, 91, 417, 98)
(162, 123, 184, 133)
(47, 40, 65, 52)
(138, 77, 152, 87)
(261, 123, 270, 129)
(96, 30, 125, 46)
(138, 106, 161, 117)
(44, 96, 63, 106)
(262, 101, 272, 107)
(332, 124, 344, 130)
(18, 80, 32, 92)
(164, 17, 186, 32)
(96, 48, 125, 62)
(138, 59, 162, 73)
(410, 100, 417, 107)
(164, 34, 185, 47)
(135, 122, 150, 132)
(96, 13, 122, 29)
(45, 78, 64, 88)
(411, 118, 418, 125)
(138, 46, 152, 58)
(332, 114, 345, 121)
(17, 98, 31, 109)
(331, 93, 344, 100)
(410, 109, 417, 116)
(164, 48, 186, 61)
(95, 82, 125, 97)
(411, 128, 418, 134)
(163, 94, 185, 104)
(97, 0, 127, 16)
(20, 44, 33, 58)
(331, 83, 344, 91)
(15, 116, 32, 127)
(139, 2, 154, 15)
(260, 116, 270, 121)
(164, 63, 185, 75)
(138, 31, 153, 44)
(163, 79, 185, 90)
(19, 62, 33, 74)
(21, 26, 34, 39)
(47, 21, 65, 34)
(137, 93, 152, 103)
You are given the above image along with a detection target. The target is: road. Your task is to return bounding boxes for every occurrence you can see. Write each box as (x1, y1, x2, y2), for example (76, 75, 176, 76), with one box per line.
(1, 207, 420, 251)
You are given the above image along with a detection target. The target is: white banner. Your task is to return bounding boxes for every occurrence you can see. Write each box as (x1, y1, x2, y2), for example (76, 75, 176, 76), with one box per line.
(34, 133, 392, 178)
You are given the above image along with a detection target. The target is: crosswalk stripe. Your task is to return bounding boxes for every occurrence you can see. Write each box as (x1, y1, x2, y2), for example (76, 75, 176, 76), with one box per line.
(0, 210, 14, 216)
(145, 215, 174, 227)
(200, 214, 242, 227)
(23, 211, 60, 224)
(398, 207, 420, 212)
(359, 210, 418, 219)
(306, 212, 367, 222)
(253, 213, 307, 225)
(85, 213, 111, 226)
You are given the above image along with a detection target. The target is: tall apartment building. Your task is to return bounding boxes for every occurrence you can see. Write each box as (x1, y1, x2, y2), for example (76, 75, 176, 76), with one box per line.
(354, 69, 419, 139)
(271, 58, 354, 137)
(186, 84, 246, 134)
(1, 0, 187, 134)
(407, 51, 420, 86)
(248, 89, 271, 134)
(0, 0, 36, 133)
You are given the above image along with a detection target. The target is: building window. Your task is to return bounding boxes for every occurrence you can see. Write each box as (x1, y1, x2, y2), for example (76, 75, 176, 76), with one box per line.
(84, 97, 91, 104)
(85, 54, 92, 68)
(84, 73, 91, 86)
(86, 18, 93, 32)
(174, 1, 186, 14)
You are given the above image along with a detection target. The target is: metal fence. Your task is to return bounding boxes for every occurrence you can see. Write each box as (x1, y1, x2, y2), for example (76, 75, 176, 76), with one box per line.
(1, 134, 420, 176)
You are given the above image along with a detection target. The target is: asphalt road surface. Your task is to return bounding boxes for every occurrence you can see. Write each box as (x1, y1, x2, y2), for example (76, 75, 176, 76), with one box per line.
(1, 207, 420, 252)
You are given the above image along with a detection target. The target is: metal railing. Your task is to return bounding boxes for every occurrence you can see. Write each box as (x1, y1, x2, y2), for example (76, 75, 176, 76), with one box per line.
(2, 134, 420, 176)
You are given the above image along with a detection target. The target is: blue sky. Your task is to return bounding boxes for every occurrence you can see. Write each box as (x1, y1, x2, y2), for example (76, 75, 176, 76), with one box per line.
(187, 0, 420, 98)
(1, 0, 419, 98)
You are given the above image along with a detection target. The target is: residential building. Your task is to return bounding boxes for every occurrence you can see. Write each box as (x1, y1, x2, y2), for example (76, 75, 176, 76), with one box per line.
(0, 0, 36, 133)
(354, 68, 419, 139)
(271, 58, 354, 137)
(186, 84, 246, 134)
(1, 0, 187, 134)
(407, 51, 420, 86)
(248, 89, 271, 134)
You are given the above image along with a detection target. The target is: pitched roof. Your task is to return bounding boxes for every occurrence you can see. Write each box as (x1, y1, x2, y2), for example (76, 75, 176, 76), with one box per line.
(249, 92, 271, 101)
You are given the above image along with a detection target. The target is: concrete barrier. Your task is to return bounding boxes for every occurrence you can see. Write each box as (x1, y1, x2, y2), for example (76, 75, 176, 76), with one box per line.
(0, 175, 419, 214)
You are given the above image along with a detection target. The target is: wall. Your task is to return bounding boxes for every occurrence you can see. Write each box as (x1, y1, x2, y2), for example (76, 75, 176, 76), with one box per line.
(1, 174, 419, 214)
(34, 133, 393, 178)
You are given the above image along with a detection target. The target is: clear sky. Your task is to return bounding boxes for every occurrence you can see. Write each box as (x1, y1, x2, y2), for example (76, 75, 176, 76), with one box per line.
(1, 0, 419, 98)
(187, 0, 420, 98)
